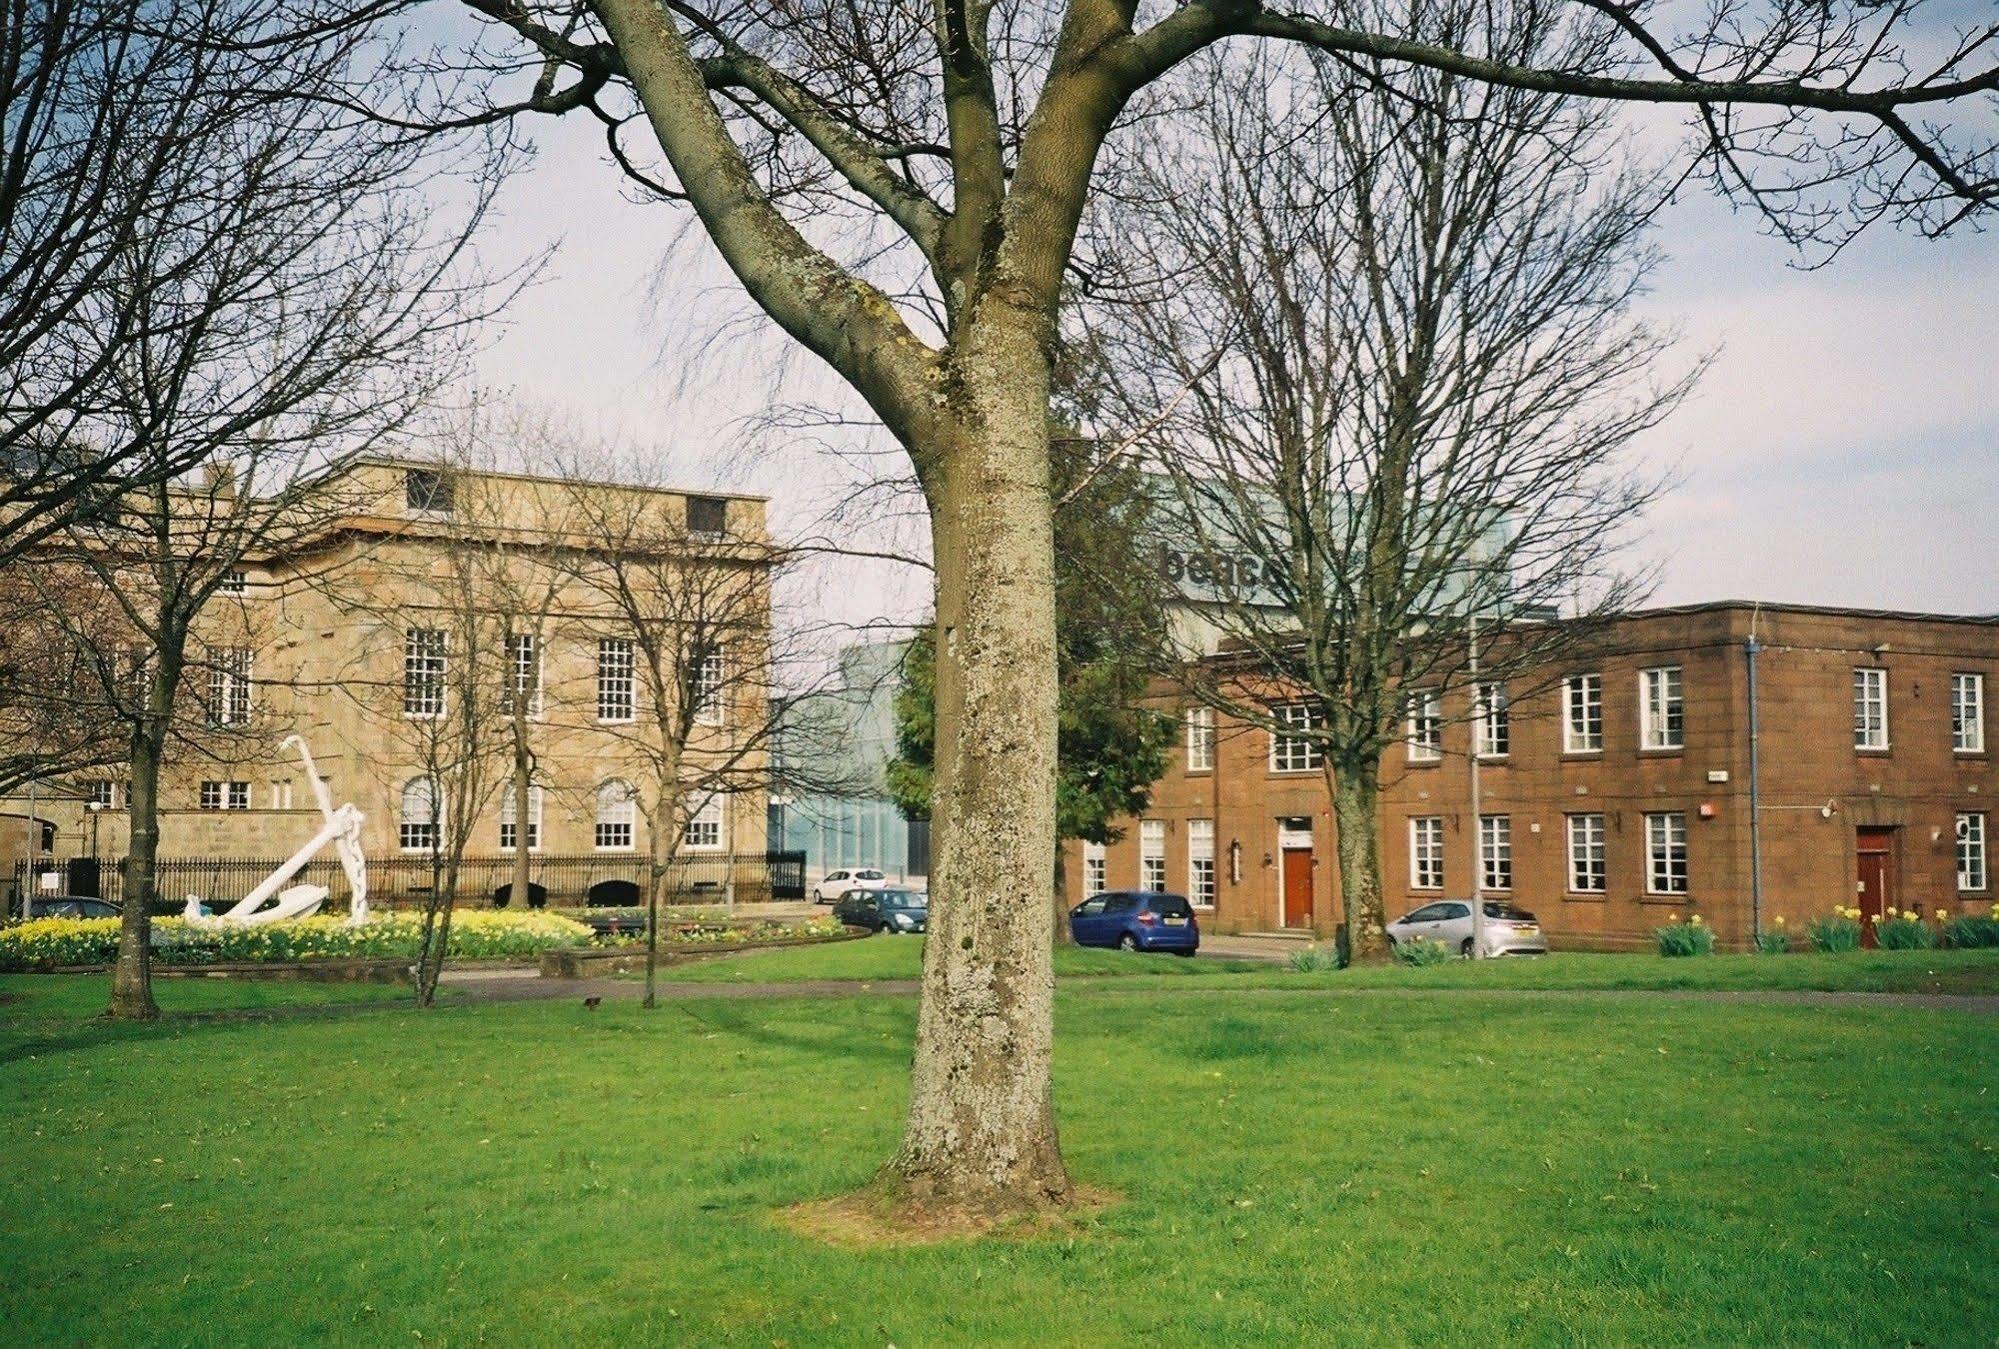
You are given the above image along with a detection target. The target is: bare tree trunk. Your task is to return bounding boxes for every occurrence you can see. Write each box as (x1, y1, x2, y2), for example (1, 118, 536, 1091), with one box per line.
(644, 827, 670, 1010)
(510, 739, 532, 907)
(415, 856, 457, 1007)
(885, 322, 1069, 1217)
(1332, 758, 1389, 964)
(108, 729, 163, 1020)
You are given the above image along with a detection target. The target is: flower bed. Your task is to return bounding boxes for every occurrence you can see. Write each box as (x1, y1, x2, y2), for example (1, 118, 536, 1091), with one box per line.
(0, 911, 594, 972)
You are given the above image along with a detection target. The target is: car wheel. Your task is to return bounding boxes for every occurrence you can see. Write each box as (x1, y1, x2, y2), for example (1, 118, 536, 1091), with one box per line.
(1118, 933, 1139, 952)
(1460, 938, 1476, 959)
(1174, 948, 1196, 959)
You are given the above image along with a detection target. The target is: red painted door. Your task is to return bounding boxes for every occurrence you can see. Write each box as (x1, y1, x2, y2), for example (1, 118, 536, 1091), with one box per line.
(1282, 849, 1313, 928)
(1856, 828, 1895, 949)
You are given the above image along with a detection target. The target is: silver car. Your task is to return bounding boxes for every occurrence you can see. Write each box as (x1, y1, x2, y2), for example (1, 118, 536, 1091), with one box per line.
(1387, 899, 1547, 958)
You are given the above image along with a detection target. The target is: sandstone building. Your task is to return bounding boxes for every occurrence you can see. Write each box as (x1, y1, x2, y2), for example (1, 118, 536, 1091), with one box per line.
(1, 457, 775, 908)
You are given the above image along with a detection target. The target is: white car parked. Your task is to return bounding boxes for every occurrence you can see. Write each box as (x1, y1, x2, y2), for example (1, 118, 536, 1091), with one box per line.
(812, 868, 888, 903)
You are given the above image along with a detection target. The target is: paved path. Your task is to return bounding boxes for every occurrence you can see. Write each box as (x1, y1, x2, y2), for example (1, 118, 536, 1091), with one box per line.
(435, 966, 1999, 1014)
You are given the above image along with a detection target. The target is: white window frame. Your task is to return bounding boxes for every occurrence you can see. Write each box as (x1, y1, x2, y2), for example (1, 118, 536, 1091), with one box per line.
(692, 649, 726, 727)
(1139, 819, 1167, 892)
(499, 783, 544, 853)
(1566, 813, 1606, 894)
(1185, 706, 1214, 773)
(685, 793, 726, 852)
(1268, 703, 1324, 773)
(84, 781, 118, 809)
(1958, 812, 1987, 893)
(1409, 816, 1444, 891)
(1564, 674, 1603, 753)
(1474, 683, 1509, 759)
(503, 633, 544, 719)
(1640, 666, 1683, 751)
(1187, 818, 1216, 908)
(594, 779, 637, 851)
(1852, 667, 1889, 750)
(596, 638, 635, 724)
(220, 569, 248, 594)
(1082, 840, 1107, 898)
(1951, 673, 1984, 754)
(1405, 689, 1442, 763)
(1644, 811, 1688, 895)
(403, 628, 447, 719)
(206, 646, 254, 727)
(398, 777, 441, 851)
(270, 780, 293, 810)
(1478, 814, 1512, 891)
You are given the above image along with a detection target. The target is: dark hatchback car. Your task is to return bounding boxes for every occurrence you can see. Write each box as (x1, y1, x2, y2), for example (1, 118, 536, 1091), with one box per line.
(24, 895, 120, 919)
(834, 887, 928, 934)
(1069, 891, 1199, 955)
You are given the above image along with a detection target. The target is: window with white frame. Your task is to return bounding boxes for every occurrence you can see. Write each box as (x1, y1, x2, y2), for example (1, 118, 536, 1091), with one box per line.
(597, 638, 635, 723)
(499, 783, 543, 852)
(1082, 840, 1107, 898)
(595, 779, 636, 850)
(502, 634, 542, 718)
(398, 778, 440, 850)
(1951, 673, 1985, 753)
(1185, 706, 1214, 772)
(1187, 818, 1216, 908)
(205, 646, 253, 727)
(403, 628, 447, 718)
(1566, 813, 1606, 893)
(270, 780, 292, 810)
(84, 781, 118, 808)
(1475, 683, 1509, 758)
(1479, 815, 1512, 891)
(1640, 667, 1683, 750)
(1958, 812, 1987, 892)
(1139, 819, 1167, 892)
(1644, 811, 1688, 894)
(199, 780, 249, 811)
(1852, 667, 1888, 750)
(1269, 703, 1324, 772)
(691, 648, 726, 726)
(1409, 816, 1444, 890)
(1406, 689, 1442, 762)
(1564, 674, 1603, 753)
(220, 569, 248, 594)
(685, 794, 725, 851)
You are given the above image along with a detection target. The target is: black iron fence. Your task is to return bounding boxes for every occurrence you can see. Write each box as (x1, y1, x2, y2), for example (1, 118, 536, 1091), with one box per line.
(8, 851, 808, 917)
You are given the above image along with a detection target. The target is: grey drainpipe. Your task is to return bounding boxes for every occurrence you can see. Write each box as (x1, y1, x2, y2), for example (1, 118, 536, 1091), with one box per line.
(1745, 633, 1764, 944)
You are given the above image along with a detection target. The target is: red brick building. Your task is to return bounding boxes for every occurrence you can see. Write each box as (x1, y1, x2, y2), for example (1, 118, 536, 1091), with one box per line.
(1068, 603, 1997, 951)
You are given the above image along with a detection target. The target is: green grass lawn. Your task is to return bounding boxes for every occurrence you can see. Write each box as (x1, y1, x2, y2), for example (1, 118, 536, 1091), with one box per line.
(657, 934, 1271, 983)
(661, 934, 1999, 994)
(3, 973, 1992, 1344)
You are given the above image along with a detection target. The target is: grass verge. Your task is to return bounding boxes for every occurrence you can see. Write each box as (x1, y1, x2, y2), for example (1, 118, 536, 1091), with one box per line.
(1, 973, 1991, 1343)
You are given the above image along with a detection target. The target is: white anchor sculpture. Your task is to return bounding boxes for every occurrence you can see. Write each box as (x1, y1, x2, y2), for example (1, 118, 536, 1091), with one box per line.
(182, 735, 370, 927)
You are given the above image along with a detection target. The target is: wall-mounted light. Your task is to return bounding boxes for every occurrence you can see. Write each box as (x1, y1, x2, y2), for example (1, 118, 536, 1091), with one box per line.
(1228, 839, 1242, 885)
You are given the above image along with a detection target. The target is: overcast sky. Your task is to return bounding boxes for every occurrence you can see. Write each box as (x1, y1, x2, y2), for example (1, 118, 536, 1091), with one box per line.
(465, 106, 1999, 630)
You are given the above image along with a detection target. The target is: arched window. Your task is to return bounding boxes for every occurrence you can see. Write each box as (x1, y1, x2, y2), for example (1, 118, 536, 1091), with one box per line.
(595, 779, 636, 852)
(499, 783, 543, 852)
(398, 777, 441, 852)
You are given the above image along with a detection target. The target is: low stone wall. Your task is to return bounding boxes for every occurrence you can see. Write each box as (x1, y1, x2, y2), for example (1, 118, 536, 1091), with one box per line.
(540, 928, 870, 978)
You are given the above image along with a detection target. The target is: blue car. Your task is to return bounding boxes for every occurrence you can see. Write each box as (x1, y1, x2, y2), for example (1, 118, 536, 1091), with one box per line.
(1069, 891, 1199, 955)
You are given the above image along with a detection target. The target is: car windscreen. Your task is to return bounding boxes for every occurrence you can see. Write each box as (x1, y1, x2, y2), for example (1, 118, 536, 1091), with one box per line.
(881, 890, 926, 909)
(1483, 902, 1535, 920)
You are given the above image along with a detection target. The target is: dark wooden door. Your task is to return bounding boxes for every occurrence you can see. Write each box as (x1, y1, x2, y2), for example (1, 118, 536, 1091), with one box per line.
(1856, 827, 1895, 949)
(1281, 849, 1313, 928)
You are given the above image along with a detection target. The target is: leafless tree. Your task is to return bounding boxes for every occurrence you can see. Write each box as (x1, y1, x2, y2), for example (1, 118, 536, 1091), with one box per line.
(346, 0, 1993, 1222)
(1083, 32, 1695, 960)
(2, 22, 495, 1019)
(347, 513, 520, 1008)
(552, 440, 851, 1008)
(0, 1, 504, 562)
